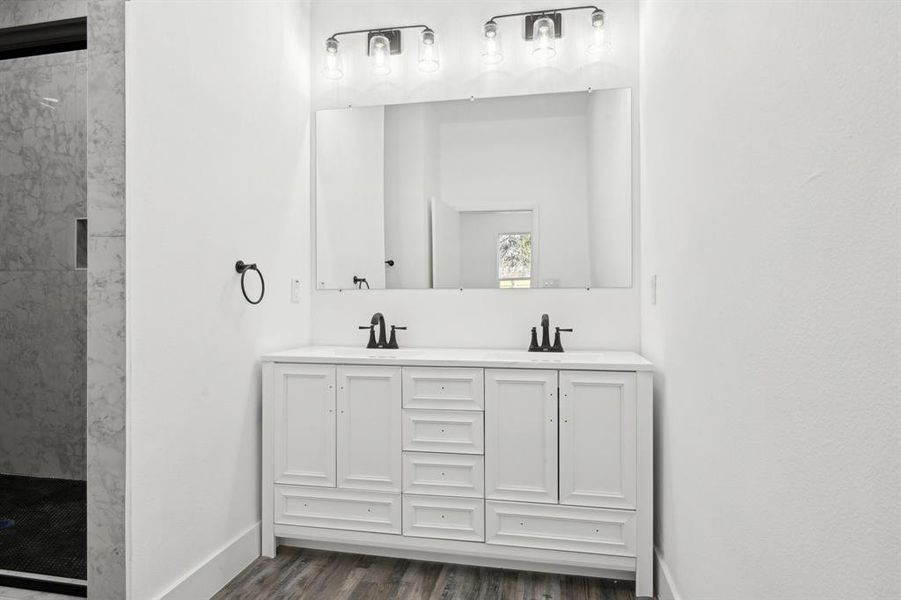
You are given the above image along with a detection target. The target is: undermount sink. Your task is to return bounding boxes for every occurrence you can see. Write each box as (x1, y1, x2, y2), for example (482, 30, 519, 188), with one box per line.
(305, 347, 424, 360)
(487, 351, 602, 363)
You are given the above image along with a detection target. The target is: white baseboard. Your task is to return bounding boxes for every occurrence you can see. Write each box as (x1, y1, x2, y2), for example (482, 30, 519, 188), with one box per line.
(654, 547, 682, 600)
(158, 522, 261, 600)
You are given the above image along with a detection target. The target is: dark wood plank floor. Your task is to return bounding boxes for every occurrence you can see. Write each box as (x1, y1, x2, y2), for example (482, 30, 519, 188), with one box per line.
(212, 547, 637, 600)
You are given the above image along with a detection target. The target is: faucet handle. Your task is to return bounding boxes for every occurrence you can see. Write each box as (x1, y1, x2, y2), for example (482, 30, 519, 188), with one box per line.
(358, 325, 378, 349)
(551, 327, 573, 353)
(387, 325, 406, 350)
(528, 327, 540, 352)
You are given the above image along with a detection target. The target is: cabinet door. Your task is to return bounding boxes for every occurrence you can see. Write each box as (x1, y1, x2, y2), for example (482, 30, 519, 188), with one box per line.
(273, 364, 336, 487)
(485, 369, 558, 503)
(559, 371, 637, 509)
(337, 365, 402, 492)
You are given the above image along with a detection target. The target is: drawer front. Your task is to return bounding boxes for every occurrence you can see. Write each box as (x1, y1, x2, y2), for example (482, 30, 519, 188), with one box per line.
(403, 409, 484, 454)
(403, 495, 485, 542)
(275, 485, 401, 534)
(403, 367, 484, 411)
(403, 452, 484, 498)
(485, 501, 636, 557)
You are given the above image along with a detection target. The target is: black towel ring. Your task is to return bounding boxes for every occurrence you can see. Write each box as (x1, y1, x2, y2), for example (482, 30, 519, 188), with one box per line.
(235, 260, 265, 305)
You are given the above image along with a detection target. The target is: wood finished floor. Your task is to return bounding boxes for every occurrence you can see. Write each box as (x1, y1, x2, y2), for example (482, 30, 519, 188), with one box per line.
(212, 548, 637, 600)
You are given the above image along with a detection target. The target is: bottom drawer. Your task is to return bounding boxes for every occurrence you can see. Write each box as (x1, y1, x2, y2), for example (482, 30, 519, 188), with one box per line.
(275, 485, 401, 534)
(403, 495, 485, 542)
(486, 501, 636, 556)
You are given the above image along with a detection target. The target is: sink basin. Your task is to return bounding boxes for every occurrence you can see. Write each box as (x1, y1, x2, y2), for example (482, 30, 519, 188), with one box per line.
(488, 351, 602, 363)
(304, 347, 424, 360)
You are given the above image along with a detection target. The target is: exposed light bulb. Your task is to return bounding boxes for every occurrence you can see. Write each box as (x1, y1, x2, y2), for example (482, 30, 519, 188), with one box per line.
(532, 16, 556, 60)
(369, 34, 391, 76)
(587, 9, 611, 56)
(418, 28, 440, 73)
(322, 37, 343, 80)
(481, 20, 503, 65)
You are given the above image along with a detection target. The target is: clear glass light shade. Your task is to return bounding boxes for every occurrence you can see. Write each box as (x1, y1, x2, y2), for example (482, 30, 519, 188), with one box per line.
(369, 34, 391, 76)
(322, 38, 343, 80)
(481, 21, 503, 65)
(532, 16, 556, 60)
(587, 10, 611, 55)
(418, 29, 440, 73)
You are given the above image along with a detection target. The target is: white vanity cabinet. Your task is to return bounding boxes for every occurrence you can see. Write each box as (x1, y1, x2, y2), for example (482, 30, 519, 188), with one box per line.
(262, 348, 653, 598)
(484, 369, 558, 503)
(336, 365, 402, 492)
(559, 371, 637, 510)
(271, 364, 336, 487)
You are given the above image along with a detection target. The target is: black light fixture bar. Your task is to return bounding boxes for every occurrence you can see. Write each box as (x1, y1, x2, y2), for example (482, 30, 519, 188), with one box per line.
(0, 17, 87, 61)
(485, 5, 602, 40)
(328, 23, 434, 55)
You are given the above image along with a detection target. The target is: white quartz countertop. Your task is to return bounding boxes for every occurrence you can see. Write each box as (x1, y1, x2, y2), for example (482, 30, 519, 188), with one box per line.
(263, 346, 652, 371)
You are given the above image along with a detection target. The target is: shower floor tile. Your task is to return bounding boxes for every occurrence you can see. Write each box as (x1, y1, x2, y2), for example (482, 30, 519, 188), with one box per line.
(0, 475, 85, 582)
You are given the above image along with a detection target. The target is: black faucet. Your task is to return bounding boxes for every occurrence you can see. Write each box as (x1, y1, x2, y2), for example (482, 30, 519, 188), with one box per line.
(359, 312, 387, 348)
(359, 313, 406, 349)
(529, 314, 572, 352)
(540, 314, 551, 350)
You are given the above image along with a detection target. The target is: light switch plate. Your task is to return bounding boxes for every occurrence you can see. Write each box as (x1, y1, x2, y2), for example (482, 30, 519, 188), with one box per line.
(650, 274, 657, 305)
(291, 278, 301, 303)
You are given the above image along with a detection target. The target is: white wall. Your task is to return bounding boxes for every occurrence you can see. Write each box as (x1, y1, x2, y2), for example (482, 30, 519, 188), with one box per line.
(316, 106, 386, 289)
(310, 0, 641, 350)
(640, 1, 901, 599)
(126, 1, 311, 598)
(437, 93, 590, 288)
(385, 103, 436, 289)
(588, 88, 631, 287)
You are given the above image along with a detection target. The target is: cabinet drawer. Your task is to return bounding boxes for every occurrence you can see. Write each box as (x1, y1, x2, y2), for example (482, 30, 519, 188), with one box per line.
(275, 485, 401, 534)
(403, 495, 485, 542)
(485, 501, 636, 557)
(403, 367, 484, 411)
(403, 409, 484, 454)
(403, 452, 484, 498)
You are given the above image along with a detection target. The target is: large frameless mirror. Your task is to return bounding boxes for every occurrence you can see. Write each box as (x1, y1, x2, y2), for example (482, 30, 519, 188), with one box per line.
(315, 88, 633, 290)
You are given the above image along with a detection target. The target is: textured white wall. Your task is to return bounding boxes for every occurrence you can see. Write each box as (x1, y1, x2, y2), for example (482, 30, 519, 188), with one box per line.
(310, 0, 641, 350)
(640, 1, 901, 598)
(126, 1, 312, 598)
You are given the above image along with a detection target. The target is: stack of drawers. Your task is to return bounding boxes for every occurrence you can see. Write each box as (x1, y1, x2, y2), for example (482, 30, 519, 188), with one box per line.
(401, 367, 485, 542)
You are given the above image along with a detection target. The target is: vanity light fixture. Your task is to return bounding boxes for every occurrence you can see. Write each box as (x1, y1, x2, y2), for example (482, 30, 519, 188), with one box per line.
(587, 8, 611, 55)
(322, 24, 439, 80)
(481, 5, 609, 65)
(531, 15, 557, 59)
(481, 21, 503, 65)
(418, 28, 439, 73)
(323, 37, 343, 80)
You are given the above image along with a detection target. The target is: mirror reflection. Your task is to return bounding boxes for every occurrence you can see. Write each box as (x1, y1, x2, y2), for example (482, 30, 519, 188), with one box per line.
(315, 88, 632, 290)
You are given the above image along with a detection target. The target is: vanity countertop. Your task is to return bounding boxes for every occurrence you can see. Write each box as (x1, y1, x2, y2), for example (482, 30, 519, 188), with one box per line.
(263, 346, 652, 372)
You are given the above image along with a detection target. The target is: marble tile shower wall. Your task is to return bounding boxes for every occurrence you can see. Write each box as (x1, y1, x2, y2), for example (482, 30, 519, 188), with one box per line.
(86, 1, 126, 596)
(0, 45, 87, 479)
